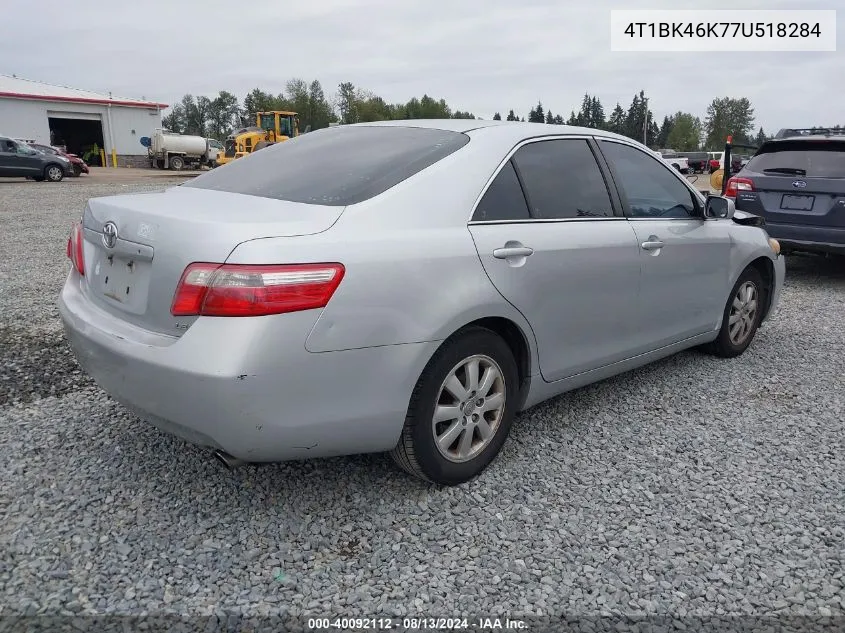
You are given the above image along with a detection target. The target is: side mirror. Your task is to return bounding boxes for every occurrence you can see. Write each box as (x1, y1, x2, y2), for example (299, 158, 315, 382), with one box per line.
(704, 195, 735, 220)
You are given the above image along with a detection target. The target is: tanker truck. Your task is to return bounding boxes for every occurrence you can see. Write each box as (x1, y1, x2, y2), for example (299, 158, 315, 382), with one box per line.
(146, 129, 217, 170)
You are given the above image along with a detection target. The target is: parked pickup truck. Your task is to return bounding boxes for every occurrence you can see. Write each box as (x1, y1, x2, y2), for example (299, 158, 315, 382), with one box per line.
(660, 152, 690, 174)
(680, 151, 709, 174)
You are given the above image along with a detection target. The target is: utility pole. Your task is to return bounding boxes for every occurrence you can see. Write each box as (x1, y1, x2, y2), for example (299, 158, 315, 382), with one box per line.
(643, 96, 649, 146)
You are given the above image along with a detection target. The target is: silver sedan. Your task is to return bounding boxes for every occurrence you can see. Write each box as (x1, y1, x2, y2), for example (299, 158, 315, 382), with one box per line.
(58, 120, 785, 485)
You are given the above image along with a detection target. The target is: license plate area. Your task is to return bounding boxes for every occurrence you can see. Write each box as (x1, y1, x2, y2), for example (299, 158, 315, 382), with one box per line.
(92, 252, 152, 315)
(781, 194, 815, 211)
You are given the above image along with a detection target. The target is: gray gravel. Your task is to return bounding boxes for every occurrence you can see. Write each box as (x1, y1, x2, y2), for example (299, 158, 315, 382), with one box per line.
(1, 179, 844, 622)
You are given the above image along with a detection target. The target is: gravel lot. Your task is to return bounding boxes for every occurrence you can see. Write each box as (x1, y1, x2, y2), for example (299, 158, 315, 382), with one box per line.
(1, 178, 843, 624)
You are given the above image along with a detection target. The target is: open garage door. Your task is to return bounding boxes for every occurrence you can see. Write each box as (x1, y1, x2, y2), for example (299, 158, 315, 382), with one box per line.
(48, 112, 105, 166)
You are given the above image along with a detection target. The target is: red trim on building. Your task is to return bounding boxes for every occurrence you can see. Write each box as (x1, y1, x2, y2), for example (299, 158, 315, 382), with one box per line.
(0, 91, 168, 109)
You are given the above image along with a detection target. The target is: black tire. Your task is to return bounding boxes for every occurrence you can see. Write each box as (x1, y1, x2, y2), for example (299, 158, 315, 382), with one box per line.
(169, 155, 185, 171)
(705, 266, 766, 358)
(44, 164, 64, 182)
(390, 326, 520, 486)
(156, 159, 165, 169)
(32, 176, 44, 182)
(72, 164, 82, 177)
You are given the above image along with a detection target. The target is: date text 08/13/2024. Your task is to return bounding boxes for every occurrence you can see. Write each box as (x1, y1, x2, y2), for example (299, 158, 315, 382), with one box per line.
(307, 616, 527, 630)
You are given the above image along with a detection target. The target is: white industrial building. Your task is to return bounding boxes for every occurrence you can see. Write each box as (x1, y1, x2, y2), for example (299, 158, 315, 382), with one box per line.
(0, 74, 167, 167)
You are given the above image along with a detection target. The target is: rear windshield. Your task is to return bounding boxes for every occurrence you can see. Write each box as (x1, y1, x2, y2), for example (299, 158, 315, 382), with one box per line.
(746, 141, 845, 178)
(183, 125, 470, 205)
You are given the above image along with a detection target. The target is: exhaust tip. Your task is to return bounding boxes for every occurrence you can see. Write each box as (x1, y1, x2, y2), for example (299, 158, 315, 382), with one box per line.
(213, 449, 244, 470)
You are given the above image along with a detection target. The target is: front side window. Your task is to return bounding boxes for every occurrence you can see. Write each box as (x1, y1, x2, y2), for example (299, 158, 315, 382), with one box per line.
(511, 139, 613, 219)
(599, 141, 699, 219)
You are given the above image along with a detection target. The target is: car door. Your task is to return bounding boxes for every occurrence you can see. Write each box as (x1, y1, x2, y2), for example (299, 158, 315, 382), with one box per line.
(596, 138, 733, 350)
(0, 139, 20, 176)
(3, 140, 42, 176)
(468, 137, 643, 383)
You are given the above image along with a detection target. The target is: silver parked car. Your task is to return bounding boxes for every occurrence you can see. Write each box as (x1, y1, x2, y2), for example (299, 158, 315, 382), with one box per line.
(59, 120, 785, 485)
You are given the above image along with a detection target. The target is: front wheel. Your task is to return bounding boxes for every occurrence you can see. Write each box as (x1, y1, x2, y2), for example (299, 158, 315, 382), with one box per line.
(390, 326, 519, 486)
(705, 266, 766, 358)
(45, 165, 64, 182)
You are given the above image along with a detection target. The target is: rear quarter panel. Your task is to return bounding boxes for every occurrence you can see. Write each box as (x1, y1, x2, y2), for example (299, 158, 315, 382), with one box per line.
(224, 132, 540, 369)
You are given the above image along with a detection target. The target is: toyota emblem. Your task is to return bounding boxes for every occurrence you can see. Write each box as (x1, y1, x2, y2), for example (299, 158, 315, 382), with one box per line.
(102, 222, 118, 249)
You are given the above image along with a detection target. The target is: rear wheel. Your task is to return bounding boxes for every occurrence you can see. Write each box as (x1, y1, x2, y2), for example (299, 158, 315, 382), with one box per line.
(45, 164, 64, 182)
(390, 326, 519, 486)
(169, 155, 185, 171)
(705, 266, 765, 358)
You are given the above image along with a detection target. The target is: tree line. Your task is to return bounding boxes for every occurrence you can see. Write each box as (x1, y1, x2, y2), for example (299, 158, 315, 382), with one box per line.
(494, 92, 768, 151)
(161, 79, 477, 141)
(161, 80, 839, 152)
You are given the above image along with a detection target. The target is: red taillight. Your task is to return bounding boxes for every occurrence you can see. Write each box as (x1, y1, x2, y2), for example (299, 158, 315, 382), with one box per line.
(170, 262, 345, 317)
(67, 222, 85, 276)
(725, 177, 754, 198)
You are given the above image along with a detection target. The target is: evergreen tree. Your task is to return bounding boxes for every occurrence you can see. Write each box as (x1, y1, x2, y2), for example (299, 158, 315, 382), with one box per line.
(545, 110, 554, 124)
(528, 101, 545, 123)
(493, 112, 502, 121)
(607, 103, 626, 135)
(657, 115, 673, 148)
(506, 109, 518, 121)
(589, 96, 605, 129)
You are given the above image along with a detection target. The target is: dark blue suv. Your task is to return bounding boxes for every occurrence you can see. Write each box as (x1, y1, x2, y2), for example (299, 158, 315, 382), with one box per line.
(726, 129, 845, 256)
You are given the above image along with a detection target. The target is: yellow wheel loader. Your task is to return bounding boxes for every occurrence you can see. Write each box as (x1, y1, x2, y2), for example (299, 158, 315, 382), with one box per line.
(216, 111, 299, 166)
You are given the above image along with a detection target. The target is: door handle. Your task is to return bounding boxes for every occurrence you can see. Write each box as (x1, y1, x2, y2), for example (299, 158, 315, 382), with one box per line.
(641, 240, 665, 251)
(493, 246, 534, 259)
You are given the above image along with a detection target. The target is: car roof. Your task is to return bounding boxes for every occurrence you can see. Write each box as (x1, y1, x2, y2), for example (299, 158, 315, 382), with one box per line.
(347, 118, 642, 145)
(768, 134, 843, 142)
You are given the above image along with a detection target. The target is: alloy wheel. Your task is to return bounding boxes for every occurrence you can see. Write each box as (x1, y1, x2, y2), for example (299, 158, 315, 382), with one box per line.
(728, 281, 758, 345)
(431, 354, 506, 463)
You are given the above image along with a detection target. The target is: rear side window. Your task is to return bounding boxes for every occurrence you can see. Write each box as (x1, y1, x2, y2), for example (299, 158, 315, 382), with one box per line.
(511, 139, 613, 219)
(746, 142, 845, 178)
(472, 161, 530, 221)
(183, 125, 470, 205)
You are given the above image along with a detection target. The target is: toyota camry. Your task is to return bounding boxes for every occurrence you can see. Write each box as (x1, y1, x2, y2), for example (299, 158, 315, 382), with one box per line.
(59, 120, 785, 485)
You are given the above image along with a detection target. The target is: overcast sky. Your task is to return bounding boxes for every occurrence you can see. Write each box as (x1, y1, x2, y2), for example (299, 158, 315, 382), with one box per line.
(3, 0, 843, 131)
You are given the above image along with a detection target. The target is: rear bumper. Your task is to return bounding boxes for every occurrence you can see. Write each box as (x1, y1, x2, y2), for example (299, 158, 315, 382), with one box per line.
(58, 273, 437, 462)
(765, 222, 845, 255)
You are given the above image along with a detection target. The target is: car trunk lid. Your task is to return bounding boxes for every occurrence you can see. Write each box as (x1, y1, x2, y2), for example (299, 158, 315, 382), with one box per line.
(734, 140, 845, 228)
(742, 175, 845, 228)
(80, 186, 344, 336)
